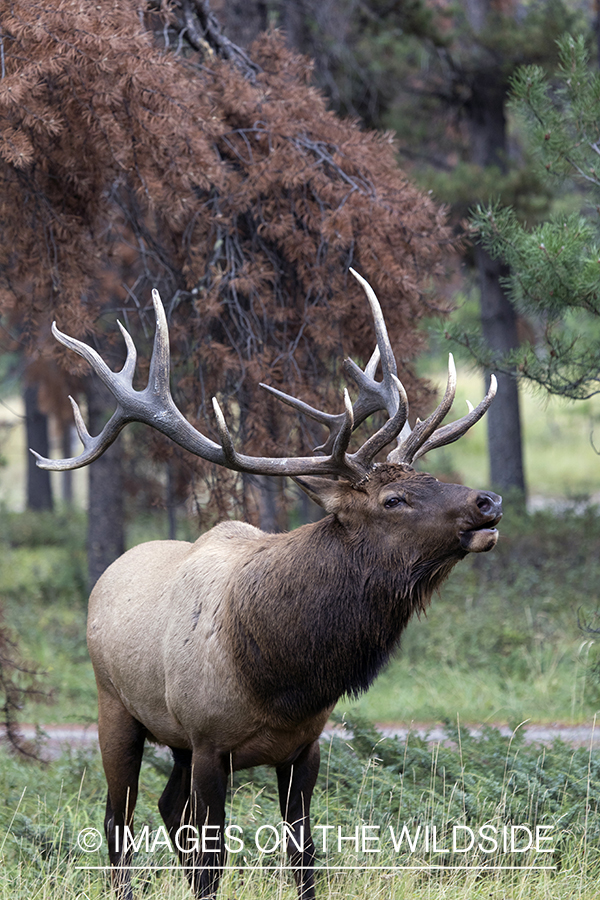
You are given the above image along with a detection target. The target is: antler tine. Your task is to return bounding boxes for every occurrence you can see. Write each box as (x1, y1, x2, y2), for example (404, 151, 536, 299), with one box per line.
(331, 389, 355, 465)
(30, 396, 130, 471)
(388, 354, 457, 464)
(30, 319, 140, 470)
(116, 321, 138, 384)
(148, 289, 171, 392)
(409, 375, 497, 463)
(364, 345, 380, 380)
(260, 268, 406, 457)
(51, 320, 135, 392)
(211, 397, 238, 467)
(350, 374, 409, 470)
(348, 268, 397, 386)
(259, 382, 338, 430)
(33, 293, 228, 472)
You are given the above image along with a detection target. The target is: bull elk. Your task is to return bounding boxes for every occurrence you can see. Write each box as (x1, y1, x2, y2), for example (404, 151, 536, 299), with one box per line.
(33, 270, 501, 899)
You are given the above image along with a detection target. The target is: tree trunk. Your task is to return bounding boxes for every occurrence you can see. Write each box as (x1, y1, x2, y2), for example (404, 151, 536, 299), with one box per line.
(595, 0, 600, 69)
(210, 0, 267, 47)
(279, 0, 308, 50)
(24, 384, 53, 511)
(466, 69, 527, 496)
(476, 248, 526, 494)
(61, 423, 74, 507)
(86, 381, 125, 590)
(256, 474, 284, 533)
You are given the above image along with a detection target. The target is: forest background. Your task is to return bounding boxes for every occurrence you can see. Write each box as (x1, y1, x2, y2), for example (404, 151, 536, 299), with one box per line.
(4, 0, 600, 553)
(1, 1, 600, 898)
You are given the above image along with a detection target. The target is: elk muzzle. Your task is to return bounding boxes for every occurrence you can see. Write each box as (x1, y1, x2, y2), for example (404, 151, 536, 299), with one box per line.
(459, 491, 502, 553)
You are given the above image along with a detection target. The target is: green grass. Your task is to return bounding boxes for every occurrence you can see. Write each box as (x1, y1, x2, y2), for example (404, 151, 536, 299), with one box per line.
(0, 717, 598, 898)
(0, 510, 94, 725)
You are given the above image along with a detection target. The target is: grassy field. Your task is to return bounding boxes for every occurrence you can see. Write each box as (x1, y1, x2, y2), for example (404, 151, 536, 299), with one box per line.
(0, 715, 598, 899)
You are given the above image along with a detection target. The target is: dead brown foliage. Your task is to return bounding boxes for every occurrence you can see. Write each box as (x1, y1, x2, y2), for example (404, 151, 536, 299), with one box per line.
(0, 0, 454, 517)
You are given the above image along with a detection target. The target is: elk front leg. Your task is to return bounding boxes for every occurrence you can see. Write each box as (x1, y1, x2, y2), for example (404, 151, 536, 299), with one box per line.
(276, 739, 320, 900)
(160, 745, 228, 899)
(97, 688, 146, 900)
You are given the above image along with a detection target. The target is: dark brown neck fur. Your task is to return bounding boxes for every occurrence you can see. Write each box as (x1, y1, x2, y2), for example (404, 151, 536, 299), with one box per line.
(228, 514, 463, 724)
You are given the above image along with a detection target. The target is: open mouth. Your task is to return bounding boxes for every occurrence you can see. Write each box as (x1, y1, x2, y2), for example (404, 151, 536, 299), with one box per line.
(459, 514, 502, 553)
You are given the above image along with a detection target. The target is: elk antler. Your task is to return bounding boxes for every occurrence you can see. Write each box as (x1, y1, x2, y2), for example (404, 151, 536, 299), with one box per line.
(259, 268, 407, 462)
(261, 268, 496, 466)
(387, 358, 497, 465)
(31, 285, 406, 482)
(32, 275, 495, 480)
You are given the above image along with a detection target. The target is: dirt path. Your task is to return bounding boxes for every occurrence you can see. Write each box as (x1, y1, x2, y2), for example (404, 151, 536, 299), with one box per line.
(373, 722, 600, 747)
(6, 721, 599, 761)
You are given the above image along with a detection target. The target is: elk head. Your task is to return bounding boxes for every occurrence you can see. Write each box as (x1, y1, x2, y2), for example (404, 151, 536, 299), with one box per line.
(295, 464, 500, 556)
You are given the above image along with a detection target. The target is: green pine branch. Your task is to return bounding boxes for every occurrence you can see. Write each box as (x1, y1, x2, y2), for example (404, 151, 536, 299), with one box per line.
(461, 34, 600, 399)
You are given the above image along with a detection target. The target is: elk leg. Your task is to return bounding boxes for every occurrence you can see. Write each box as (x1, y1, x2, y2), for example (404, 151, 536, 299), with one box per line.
(158, 747, 192, 844)
(160, 746, 228, 899)
(97, 688, 146, 900)
(276, 739, 320, 900)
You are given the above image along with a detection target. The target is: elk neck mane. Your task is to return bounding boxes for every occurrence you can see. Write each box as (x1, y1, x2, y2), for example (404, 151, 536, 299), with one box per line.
(225, 508, 464, 725)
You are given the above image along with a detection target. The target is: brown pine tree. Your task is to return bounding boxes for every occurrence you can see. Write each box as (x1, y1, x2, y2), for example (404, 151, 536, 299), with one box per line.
(0, 0, 454, 538)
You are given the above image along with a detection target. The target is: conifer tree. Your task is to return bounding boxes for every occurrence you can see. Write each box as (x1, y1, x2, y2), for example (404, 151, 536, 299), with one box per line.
(463, 34, 600, 401)
(0, 0, 453, 555)
(256, 0, 586, 497)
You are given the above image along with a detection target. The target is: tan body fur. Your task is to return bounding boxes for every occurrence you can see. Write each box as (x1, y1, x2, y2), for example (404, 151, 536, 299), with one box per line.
(89, 524, 331, 769)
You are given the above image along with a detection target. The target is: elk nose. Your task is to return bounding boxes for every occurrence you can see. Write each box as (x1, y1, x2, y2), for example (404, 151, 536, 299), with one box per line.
(476, 491, 502, 518)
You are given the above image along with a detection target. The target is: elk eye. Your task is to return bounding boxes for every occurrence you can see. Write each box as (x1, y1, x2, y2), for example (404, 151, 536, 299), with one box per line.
(384, 496, 404, 509)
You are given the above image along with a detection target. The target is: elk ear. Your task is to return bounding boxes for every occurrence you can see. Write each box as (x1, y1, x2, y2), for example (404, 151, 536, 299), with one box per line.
(292, 475, 349, 513)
